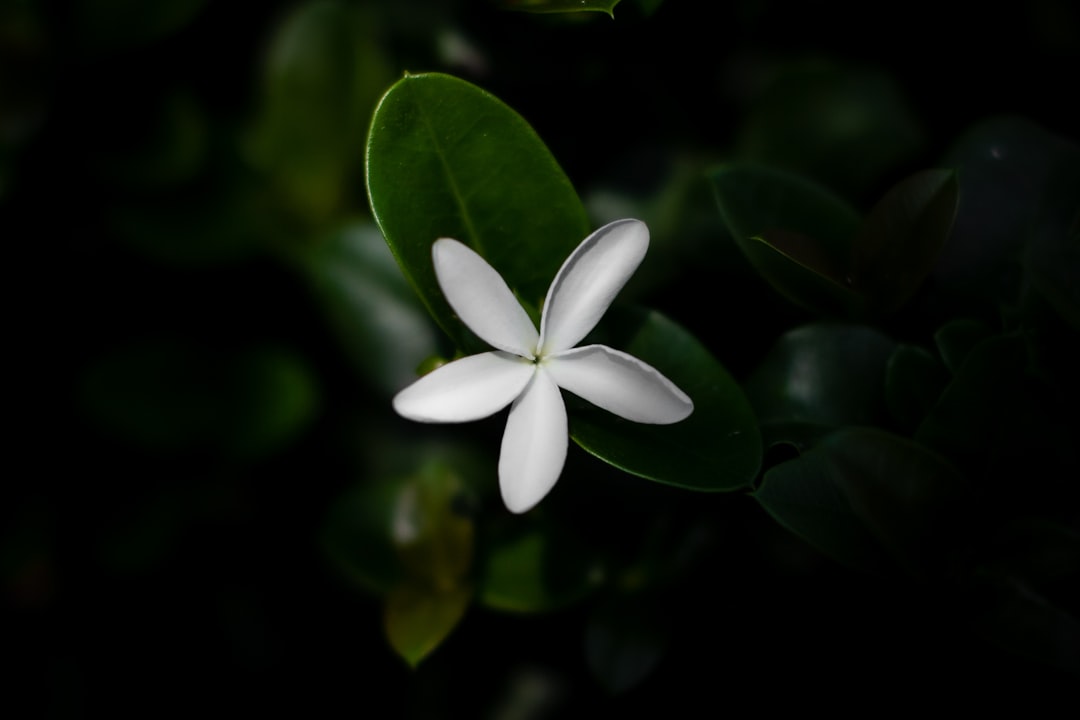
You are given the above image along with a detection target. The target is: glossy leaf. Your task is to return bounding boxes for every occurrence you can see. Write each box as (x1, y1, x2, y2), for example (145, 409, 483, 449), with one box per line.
(851, 170, 959, 311)
(755, 428, 964, 576)
(366, 72, 590, 351)
(709, 163, 862, 315)
(499, 0, 621, 15)
(569, 307, 761, 492)
(744, 323, 896, 429)
(302, 222, 441, 396)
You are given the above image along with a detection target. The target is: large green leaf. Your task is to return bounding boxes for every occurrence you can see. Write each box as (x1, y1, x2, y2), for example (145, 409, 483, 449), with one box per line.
(709, 163, 862, 315)
(851, 169, 959, 311)
(568, 307, 762, 492)
(744, 323, 896, 430)
(366, 72, 590, 351)
(755, 428, 964, 576)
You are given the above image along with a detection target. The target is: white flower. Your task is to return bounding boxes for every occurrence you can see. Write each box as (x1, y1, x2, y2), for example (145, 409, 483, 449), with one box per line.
(393, 219, 694, 513)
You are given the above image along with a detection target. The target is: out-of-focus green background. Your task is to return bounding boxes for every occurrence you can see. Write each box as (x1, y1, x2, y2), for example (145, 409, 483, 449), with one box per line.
(4, 0, 1078, 714)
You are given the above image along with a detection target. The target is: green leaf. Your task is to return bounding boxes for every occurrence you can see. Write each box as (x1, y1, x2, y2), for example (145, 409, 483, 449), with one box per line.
(851, 170, 959, 311)
(301, 222, 441, 396)
(384, 582, 472, 668)
(585, 593, 670, 694)
(884, 344, 949, 433)
(1025, 149, 1080, 331)
(366, 72, 590, 351)
(734, 62, 923, 199)
(321, 438, 490, 596)
(968, 571, 1080, 675)
(755, 428, 964, 576)
(915, 334, 1027, 474)
(709, 163, 862, 315)
(73, 0, 206, 51)
(478, 520, 602, 613)
(498, 0, 622, 15)
(936, 116, 1079, 310)
(744, 323, 896, 429)
(247, 0, 392, 222)
(79, 340, 319, 459)
(569, 307, 762, 492)
(933, 318, 993, 374)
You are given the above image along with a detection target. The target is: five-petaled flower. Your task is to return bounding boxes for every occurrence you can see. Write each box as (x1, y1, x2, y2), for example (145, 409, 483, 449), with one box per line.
(393, 219, 694, 513)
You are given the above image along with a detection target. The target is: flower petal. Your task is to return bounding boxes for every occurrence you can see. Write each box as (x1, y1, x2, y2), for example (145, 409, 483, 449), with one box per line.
(499, 368, 568, 514)
(393, 351, 535, 422)
(433, 238, 539, 357)
(538, 219, 649, 355)
(545, 344, 693, 424)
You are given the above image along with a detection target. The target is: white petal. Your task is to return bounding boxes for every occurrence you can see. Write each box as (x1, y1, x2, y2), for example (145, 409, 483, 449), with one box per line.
(499, 368, 568, 514)
(393, 351, 535, 422)
(537, 219, 649, 355)
(545, 345, 693, 424)
(433, 238, 539, 357)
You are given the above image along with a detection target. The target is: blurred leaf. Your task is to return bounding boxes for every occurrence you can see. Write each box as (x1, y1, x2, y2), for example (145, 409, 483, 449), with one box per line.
(885, 344, 949, 433)
(585, 593, 670, 694)
(80, 340, 319, 459)
(754, 441, 892, 574)
(302, 222, 441, 396)
(110, 159, 280, 266)
(384, 582, 472, 668)
(709, 163, 862, 315)
(478, 521, 602, 613)
(366, 72, 589, 352)
(735, 63, 923, 199)
(851, 170, 959, 311)
(95, 91, 208, 189)
(499, 0, 622, 15)
(570, 307, 762, 492)
(936, 117, 1080, 311)
(968, 571, 1080, 675)
(248, 0, 393, 223)
(755, 428, 964, 576)
(916, 334, 1027, 474)
(390, 462, 474, 589)
(934, 318, 993, 374)
(322, 440, 487, 596)
(1025, 151, 1080, 332)
(73, 0, 207, 51)
(744, 323, 896, 429)
(381, 450, 477, 666)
